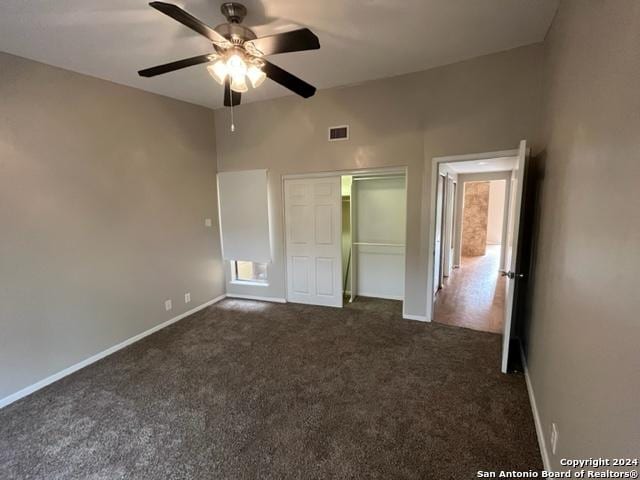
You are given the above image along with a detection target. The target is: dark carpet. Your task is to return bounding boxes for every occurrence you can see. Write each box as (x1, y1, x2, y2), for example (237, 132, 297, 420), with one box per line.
(0, 298, 541, 479)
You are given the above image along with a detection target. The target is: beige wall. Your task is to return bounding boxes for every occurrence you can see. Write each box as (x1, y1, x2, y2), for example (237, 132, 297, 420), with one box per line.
(0, 52, 225, 400)
(487, 180, 506, 245)
(524, 0, 640, 467)
(215, 44, 543, 317)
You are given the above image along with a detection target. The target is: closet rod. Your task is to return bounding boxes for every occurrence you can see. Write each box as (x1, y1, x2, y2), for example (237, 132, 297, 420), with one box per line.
(353, 242, 405, 247)
(352, 175, 405, 181)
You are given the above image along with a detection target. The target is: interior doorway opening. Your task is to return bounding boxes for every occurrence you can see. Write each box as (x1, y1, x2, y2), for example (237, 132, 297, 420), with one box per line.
(435, 176, 509, 334)
(427, 141, 529, 373)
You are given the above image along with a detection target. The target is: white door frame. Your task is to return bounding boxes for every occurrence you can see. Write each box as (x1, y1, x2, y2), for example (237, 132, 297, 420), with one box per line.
(282, 166, 409, 313)
(442, 175, 456, 278)
(426, 149, 519, 322)
(433, 173, 446, 295)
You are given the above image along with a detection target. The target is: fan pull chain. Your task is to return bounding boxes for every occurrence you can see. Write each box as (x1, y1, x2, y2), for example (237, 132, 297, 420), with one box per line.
(230, 101, 235, 133)
(227, 86, 235, 133)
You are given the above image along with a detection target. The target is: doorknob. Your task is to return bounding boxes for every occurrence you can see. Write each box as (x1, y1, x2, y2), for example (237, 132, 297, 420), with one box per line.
(501, 270, 524, 279)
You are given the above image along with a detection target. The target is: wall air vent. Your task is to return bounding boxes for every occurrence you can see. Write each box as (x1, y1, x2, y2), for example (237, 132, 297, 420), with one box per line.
(328, 125, 349, 141)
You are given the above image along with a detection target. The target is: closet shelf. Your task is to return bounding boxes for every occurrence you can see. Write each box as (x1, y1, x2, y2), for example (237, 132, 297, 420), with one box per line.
(353, 242, 405, 247)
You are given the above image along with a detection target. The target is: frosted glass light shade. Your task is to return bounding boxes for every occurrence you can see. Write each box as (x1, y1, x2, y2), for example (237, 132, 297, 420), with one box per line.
(247, 65, 266, 88)
(226, 54, 247, 81)
(207, 60, 228, 85)
(231, 76, 248, 93)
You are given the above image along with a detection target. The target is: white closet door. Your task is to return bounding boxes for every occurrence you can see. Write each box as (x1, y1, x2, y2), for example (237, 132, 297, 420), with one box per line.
(285, 177, 343, 307)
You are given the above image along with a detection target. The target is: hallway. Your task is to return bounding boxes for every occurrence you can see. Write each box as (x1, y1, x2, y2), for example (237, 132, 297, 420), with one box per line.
(434, 245, 505, 334)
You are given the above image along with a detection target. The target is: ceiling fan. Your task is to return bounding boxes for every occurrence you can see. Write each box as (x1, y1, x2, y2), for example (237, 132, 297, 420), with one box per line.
(138, 1, 320, 107)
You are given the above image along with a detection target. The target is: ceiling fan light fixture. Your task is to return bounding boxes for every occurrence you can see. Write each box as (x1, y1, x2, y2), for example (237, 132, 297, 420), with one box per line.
(247, 64, 266, 88)
(207, 60, 228, 85)
(231, 76, 248, 93)
(226, 53, 247, 82)
(137, 2, 320, 106)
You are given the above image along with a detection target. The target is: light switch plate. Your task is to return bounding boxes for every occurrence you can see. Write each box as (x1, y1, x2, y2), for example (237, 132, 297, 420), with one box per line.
(204, 218, 212, 227)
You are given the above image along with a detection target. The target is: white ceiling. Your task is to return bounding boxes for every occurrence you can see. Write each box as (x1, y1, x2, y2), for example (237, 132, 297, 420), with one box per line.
(0, 0, 558, 109)
(445, 157, 517, 174)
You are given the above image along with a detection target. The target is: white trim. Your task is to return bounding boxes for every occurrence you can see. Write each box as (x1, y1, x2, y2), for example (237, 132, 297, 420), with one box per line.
(357, 293, 404, 301)
(225, 294, 287, 303)
(432, 149, 519, 164)
(520, 342, 551, 471)
(229, 280, 269, 287)
(403, 302, 429, 322)
(0, 295, 227, 410)
(426, 149, 519, 322)
(403, 313, 428, 322)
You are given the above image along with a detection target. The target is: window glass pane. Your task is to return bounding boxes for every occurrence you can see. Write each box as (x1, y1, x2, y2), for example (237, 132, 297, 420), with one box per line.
(234, 261, 268, 283)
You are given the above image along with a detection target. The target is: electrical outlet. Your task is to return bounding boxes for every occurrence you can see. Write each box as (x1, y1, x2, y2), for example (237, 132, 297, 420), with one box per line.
(164, 299, 172, 311)
(184, 292, 191, 304)
(204, 218, 212, 227)
(550, 422, 559, 455)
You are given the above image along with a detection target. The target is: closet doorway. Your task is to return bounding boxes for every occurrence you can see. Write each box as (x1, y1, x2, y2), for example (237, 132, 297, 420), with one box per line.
(342, 173, 407, 303)
(284, 168, 407, 308)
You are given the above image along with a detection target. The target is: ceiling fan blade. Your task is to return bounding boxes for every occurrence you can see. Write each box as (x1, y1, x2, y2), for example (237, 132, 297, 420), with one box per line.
(224, 79, 242, 107)
(149, 2, 230, 46)
(138, 54, 216, 77)
(245, 28, 320, 56)
(262, 60, 316, 98)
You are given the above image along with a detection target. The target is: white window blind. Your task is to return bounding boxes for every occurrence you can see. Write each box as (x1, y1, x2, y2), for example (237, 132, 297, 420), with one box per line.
(217, 169, 271, 263)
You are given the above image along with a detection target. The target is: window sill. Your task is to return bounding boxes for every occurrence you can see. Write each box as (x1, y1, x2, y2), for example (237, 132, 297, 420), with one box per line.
(230, 280, 269, 287)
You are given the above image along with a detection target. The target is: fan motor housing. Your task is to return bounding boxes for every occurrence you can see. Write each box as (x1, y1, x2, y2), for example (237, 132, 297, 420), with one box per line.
(220, 2, 247, 24)
(214, 23, 257, 44)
